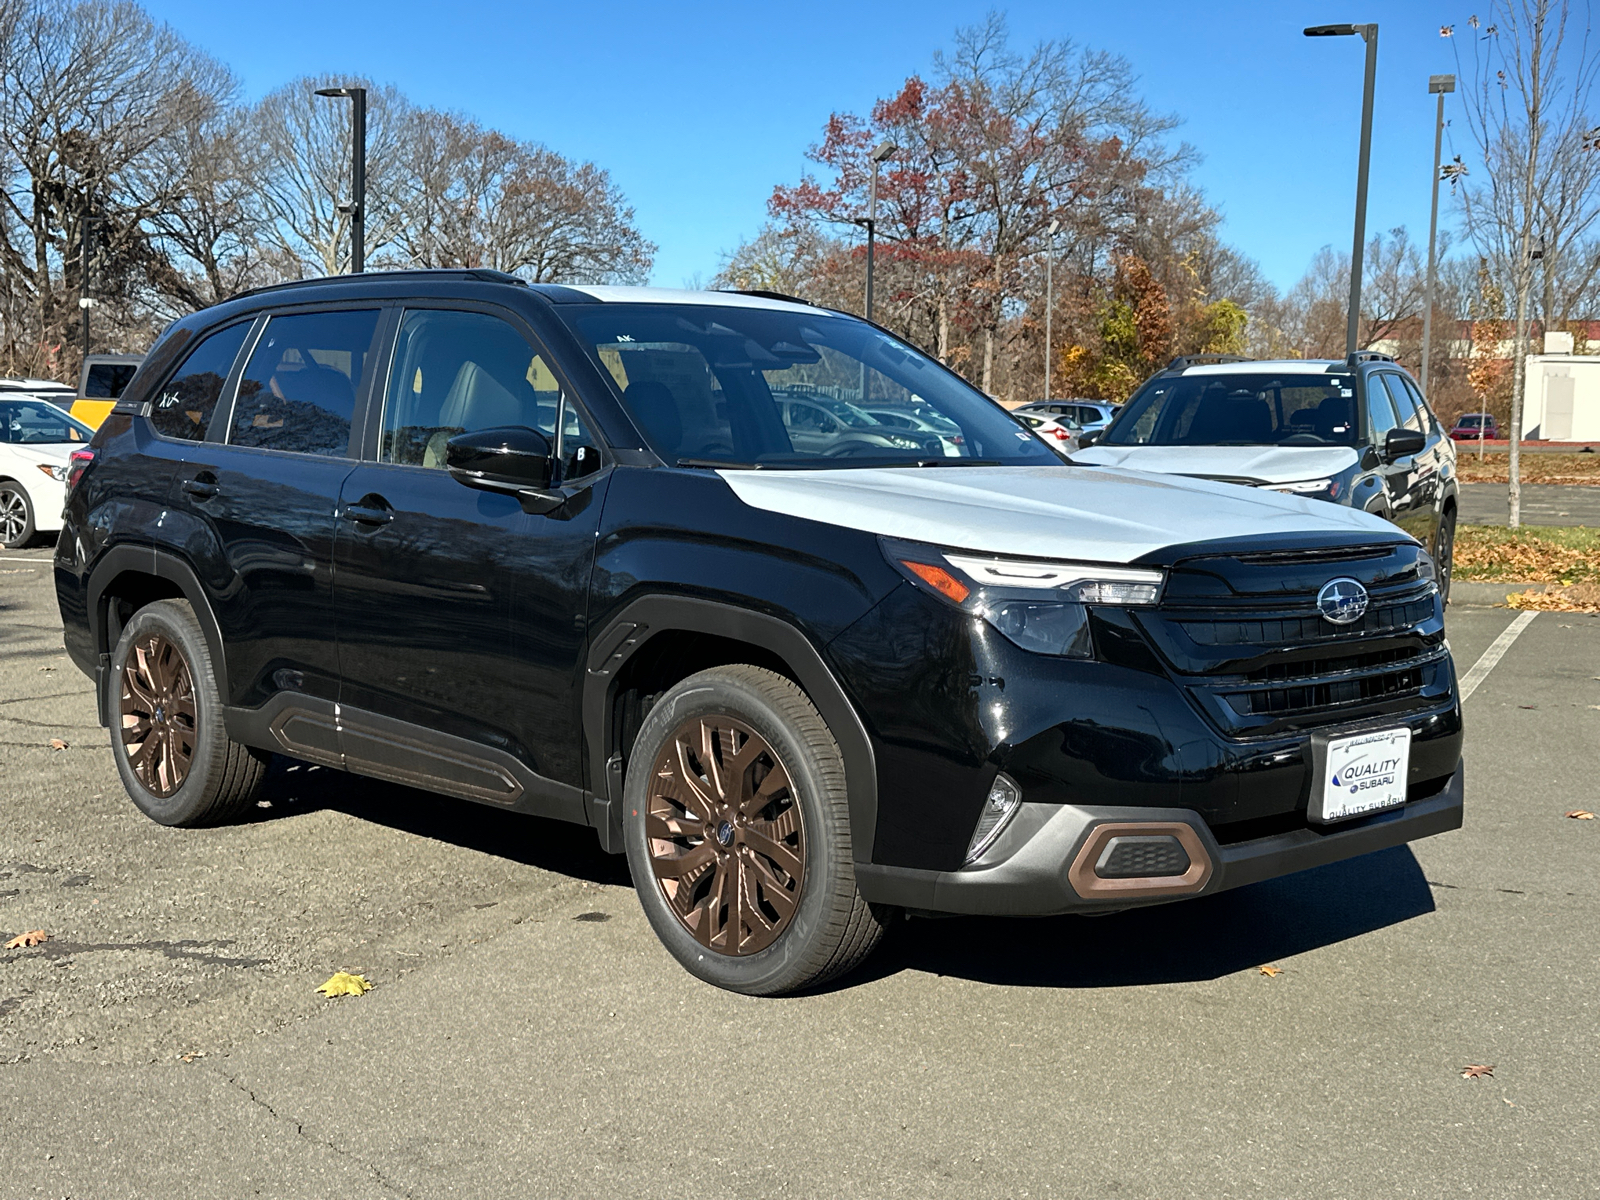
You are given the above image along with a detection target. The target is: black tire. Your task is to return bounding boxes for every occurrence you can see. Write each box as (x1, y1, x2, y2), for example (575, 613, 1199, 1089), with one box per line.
(109, 599, 267, 826)
(0, 481, 35, 550)
(1435, 508, 1457, 605)
(622, 665, 888, 995)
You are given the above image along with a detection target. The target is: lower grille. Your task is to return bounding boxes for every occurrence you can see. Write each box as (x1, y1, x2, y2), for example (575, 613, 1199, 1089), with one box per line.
(1226, 664, 1427, 718)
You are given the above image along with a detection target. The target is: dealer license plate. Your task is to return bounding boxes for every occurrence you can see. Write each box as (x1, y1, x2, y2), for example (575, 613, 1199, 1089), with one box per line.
(1315, 728, 1412, 823)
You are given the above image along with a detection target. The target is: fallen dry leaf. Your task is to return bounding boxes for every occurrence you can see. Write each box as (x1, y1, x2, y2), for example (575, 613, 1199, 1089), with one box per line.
(316, 971, 372, 998)
(48, 738, 67, 751)
(1258, 964, 1283, 977)
(4, 930, 49, 949)
(1566, 810, 1596, 820)
(1461, 1064, 1496, 1079)
(177, 1051, 206, 1063)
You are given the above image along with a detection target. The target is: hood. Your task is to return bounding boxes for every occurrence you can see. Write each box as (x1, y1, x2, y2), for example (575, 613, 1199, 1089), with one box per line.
(716, 464, 1397, 564)
(1070, 444, 1360, 484)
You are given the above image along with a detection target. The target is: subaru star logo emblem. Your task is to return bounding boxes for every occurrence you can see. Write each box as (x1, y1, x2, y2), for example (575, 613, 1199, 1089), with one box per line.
(1317, 577, 1369, 625)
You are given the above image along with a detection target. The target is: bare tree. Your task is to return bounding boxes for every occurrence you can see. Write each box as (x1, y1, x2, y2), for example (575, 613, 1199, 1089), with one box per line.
(1452, 1, 1600, 526)
(0, 0, 232, 376)
(391, 110, 653, 283)
(251, 75, 412, 277)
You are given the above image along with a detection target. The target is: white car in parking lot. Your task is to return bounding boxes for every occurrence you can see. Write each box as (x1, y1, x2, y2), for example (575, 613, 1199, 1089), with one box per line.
(0, 397, 94, 548)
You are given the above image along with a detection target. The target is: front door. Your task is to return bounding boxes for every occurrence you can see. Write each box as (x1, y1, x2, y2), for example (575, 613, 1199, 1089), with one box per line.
(169, 307, 382, 709)
(333, 306, 610, 800)
(1371, 372, 1436, 546)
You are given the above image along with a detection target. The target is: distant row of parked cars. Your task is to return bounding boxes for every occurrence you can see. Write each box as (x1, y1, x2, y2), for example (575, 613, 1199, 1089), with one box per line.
(0, 354, 142, 548)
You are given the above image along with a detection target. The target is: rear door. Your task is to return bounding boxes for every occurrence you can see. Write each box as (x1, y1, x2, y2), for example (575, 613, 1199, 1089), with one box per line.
(169, 306, 383, 708)
(332, 304, 610, 797)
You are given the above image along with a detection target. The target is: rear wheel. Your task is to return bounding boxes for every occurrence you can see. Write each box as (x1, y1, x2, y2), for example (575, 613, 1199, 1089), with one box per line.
(110, 599, 267, 826)
(0, 482, 35, 549)
(622, 665, 888, 995)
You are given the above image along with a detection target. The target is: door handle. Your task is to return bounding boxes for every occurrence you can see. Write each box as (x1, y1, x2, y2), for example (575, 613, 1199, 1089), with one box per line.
(181, 478, 219, 499)
(344, 496, 394, 526)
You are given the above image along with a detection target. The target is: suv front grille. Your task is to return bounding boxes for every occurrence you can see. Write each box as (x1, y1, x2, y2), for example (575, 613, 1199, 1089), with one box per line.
(1178, 593, 1436, 647)
(1137, 567, 1450, 737)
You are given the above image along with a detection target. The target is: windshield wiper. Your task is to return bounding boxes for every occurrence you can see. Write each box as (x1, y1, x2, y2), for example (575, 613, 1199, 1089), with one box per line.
(676, 457, 761, 470)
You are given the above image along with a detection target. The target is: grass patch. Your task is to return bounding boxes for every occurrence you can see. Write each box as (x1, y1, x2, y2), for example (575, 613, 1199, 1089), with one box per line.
(1453, 525, 1600, 583)
(1455, 452, 1600, 485)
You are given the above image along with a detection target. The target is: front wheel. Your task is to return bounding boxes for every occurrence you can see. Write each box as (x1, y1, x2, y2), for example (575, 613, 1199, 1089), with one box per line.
(0, 482, 35, 549)
(1435, 509, 1457, 605)
(622, 665, 889, 995)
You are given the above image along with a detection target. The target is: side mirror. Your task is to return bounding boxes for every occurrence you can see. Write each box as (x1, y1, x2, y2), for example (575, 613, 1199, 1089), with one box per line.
(1078, 429, 1100, 447)
(1383, 428, 1427, 461)
(447, 425, 556, 497)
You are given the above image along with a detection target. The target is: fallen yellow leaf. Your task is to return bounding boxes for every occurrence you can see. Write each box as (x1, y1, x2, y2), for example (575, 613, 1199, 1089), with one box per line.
(48, 738, 67, 751)
(1566, 810, 1596, 820)
(316, 971, 372, 998)
(4, 930, 49, 949)
(1258, 964, 1283, 977)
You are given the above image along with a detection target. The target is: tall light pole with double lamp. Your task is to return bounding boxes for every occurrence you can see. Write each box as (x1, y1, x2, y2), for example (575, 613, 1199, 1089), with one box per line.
(1304, 22, 1379, 356)
(1421, 73, 1455, 396)
(860, 139, 897, 322)
(314, 86, 367, 273)
(1044, 217, 1060, 400)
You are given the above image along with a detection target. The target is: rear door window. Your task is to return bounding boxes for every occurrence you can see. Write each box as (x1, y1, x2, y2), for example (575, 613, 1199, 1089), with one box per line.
(84, 362, 139, 398)
(149, 322, 253, 442)
(230, 310, 379, 457)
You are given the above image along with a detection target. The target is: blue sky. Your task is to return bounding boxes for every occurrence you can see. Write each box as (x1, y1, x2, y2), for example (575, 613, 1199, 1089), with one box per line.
(143, 0, 1477, 291)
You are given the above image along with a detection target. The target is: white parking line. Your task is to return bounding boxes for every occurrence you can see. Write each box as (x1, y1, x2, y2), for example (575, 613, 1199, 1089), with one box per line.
(1459, 610, 1539, 701)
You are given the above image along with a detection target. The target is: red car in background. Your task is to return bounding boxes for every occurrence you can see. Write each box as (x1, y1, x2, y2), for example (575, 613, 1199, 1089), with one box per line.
(1450, 413, 1498, 441)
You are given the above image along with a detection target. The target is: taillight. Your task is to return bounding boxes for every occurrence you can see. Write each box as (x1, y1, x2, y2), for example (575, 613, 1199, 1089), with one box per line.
(67, 448, 95, 491)
(1051, 427, 1069, 439)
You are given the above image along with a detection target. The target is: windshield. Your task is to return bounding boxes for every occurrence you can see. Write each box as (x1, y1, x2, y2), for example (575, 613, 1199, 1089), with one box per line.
(1102, 372, 1360, 447)
(558, 303, 1055, 468)
(0, 399, 93, 444)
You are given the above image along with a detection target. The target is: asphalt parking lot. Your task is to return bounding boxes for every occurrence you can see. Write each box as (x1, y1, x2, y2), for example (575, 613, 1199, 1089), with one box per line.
(2, 545, 1597, 1199)
(1459, 481, 1600, 527)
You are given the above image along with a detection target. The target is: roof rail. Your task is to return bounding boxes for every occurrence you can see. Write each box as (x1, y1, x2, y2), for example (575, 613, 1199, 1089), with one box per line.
(234, 268, 526, 301)
(1167, 353, 1252, 370)
(725, 288, 816, 307)
(1346, 349, 1396, 366)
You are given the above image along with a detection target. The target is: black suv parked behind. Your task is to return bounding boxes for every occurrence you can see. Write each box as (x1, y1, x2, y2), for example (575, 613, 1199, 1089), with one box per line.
(56, 272, 1464, 994)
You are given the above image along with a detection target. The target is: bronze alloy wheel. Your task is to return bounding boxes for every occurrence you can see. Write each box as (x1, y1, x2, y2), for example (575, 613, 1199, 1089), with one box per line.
(120, 632, 198, 798)
(646, 715, 806, 955)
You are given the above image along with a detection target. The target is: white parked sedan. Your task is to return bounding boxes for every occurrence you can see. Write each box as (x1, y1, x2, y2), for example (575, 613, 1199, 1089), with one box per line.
(0, 398, 94, 549)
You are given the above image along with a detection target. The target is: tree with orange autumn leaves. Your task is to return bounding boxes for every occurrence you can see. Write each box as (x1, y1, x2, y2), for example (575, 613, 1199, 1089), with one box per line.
(720, 15, 1246, 402)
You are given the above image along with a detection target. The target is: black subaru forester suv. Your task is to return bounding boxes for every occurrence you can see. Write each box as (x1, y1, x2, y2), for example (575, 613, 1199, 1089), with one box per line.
(55, 271, 1464, 994)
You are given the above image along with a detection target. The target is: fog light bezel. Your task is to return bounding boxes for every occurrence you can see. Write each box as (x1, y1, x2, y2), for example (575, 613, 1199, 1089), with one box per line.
(963, 772, 1023, 865)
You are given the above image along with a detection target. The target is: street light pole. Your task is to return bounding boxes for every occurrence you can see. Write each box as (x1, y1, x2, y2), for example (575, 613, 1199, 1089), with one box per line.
(861, 140, 897, 323)
(1044, 218, 1060, 400)
(79, 214, 95, 358)
(314, 86, 367, 273)
(1305, 22, 1379, 357)
(1421, 74, 1455, 396)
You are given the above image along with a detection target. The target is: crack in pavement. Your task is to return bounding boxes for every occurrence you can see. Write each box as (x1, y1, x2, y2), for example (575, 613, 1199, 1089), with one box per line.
(1426, 878, 1598, 900)
(1, 937, 269, 969)
(216, 1069, 419, 1199)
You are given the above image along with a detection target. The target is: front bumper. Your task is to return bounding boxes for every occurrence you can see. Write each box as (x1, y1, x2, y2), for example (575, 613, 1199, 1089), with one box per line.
(855, 759, 1463, 916)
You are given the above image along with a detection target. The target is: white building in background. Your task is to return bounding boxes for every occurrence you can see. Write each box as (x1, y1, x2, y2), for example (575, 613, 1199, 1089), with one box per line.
(1522, 332, 1600, 441)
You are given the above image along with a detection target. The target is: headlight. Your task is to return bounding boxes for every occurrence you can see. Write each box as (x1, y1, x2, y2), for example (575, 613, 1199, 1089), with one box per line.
(884, 540, 1166, 658)
(37, 463, 68, 482)
(1264, 477, 1342, 499)
(1417, 547, 1438, 587)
